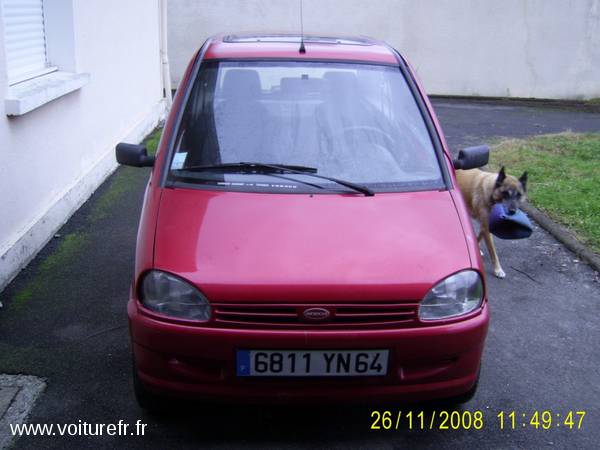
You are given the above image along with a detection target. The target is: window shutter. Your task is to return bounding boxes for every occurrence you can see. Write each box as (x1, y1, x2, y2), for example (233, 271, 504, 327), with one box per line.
(2, 0, 55, 85)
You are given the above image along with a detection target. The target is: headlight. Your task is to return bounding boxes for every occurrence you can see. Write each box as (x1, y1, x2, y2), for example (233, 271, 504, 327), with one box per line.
(140, 270, 211, 321)
(418, 270, 483, 321)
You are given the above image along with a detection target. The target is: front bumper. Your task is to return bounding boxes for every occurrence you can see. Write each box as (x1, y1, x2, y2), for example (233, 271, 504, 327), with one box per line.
(129, 300, 489, 404)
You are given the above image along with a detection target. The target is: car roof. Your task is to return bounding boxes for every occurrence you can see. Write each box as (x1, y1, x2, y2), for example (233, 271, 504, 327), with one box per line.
(203, 33, 399, 65)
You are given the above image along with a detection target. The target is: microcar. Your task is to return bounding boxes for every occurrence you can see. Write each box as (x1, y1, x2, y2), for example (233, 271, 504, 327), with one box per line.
(116, 34, 490, 408)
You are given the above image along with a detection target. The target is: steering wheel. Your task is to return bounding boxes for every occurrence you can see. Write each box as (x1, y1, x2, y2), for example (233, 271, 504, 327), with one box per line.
(328, 125, 404, 166)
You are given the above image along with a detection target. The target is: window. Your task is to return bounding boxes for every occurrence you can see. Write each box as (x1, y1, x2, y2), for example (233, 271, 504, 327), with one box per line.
(168, 61, 444, 194)
(1, 0, 89, 116)
(2, 0, 55, 85)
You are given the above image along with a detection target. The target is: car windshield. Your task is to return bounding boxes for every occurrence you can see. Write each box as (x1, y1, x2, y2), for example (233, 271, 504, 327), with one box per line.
(168, 60, 444, 193)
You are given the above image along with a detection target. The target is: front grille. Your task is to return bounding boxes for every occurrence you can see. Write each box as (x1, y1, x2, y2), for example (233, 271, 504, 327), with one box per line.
(212, 303, 419, 329)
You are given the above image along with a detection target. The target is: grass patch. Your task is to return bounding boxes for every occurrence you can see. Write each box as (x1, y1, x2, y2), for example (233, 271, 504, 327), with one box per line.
(488, 132, 600, 253)
(144, 128, 161, 156)
(88, 167, 139, 222)
(39, 232, 87, 273)
(12, 287, 33, 305)
(11, 232, 88, 309)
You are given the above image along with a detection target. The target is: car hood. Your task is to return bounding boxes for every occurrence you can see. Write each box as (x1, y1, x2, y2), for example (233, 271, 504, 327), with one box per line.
(154, 189, 471, 302)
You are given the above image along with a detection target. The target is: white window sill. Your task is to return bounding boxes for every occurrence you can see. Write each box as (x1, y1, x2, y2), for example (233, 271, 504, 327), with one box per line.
(5, 71, 90, 116)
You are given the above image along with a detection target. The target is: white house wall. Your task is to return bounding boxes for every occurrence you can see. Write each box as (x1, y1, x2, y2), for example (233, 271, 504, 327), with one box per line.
(0, 0, 165, 291)
(167, 0, 600, 100)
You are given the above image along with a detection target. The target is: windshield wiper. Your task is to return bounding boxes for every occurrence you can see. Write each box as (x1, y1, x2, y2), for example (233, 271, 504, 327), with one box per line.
(174, 162, 374, 197)
(177, 162, 318, 173)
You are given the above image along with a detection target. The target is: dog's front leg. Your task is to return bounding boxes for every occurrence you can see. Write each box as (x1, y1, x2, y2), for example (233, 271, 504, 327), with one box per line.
(481, 227, 505, 278)
(476, 231, 485, 256)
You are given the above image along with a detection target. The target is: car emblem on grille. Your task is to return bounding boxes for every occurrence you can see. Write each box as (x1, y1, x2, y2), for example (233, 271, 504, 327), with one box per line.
(302, 307, 331, 322)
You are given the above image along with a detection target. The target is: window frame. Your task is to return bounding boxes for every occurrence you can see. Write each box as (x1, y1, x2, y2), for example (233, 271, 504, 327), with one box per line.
(1, 0, 87, 116)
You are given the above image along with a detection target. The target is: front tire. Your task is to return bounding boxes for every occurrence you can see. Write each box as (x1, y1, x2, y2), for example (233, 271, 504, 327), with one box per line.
(443, 370, 480, 405)
(132, 361, 167, 412)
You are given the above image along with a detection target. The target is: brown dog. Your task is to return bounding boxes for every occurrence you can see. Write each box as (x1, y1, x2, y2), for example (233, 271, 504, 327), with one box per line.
(456, 167, 528, 279)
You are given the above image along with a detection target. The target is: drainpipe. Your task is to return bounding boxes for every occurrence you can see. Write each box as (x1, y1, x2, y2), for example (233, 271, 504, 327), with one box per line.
(159, 0, 173, 109)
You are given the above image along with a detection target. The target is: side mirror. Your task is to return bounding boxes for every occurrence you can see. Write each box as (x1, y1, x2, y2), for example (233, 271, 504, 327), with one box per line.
(116, 143, 155, 167)
(453, 145, 489, 170)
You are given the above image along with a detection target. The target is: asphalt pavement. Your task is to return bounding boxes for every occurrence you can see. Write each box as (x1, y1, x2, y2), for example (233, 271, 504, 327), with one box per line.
(0, 98, 599, 449)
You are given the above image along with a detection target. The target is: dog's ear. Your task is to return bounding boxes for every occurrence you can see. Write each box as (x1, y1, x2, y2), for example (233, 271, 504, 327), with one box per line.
(519, 171, 528, 191)
(495, 166, 506, 187)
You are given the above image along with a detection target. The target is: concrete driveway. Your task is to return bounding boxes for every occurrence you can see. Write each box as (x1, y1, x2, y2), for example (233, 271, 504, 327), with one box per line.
(1, 99, 599, 449)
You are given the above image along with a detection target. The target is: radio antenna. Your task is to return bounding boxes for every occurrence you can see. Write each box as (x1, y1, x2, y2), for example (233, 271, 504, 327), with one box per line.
(299, 0, 306, 53)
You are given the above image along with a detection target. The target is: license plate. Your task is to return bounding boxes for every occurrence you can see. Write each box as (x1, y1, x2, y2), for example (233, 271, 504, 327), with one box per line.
(236, 349, 389, 377)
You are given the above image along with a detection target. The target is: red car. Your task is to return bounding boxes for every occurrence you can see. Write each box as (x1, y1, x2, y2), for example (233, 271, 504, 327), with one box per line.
(117, 34, 490, 408)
